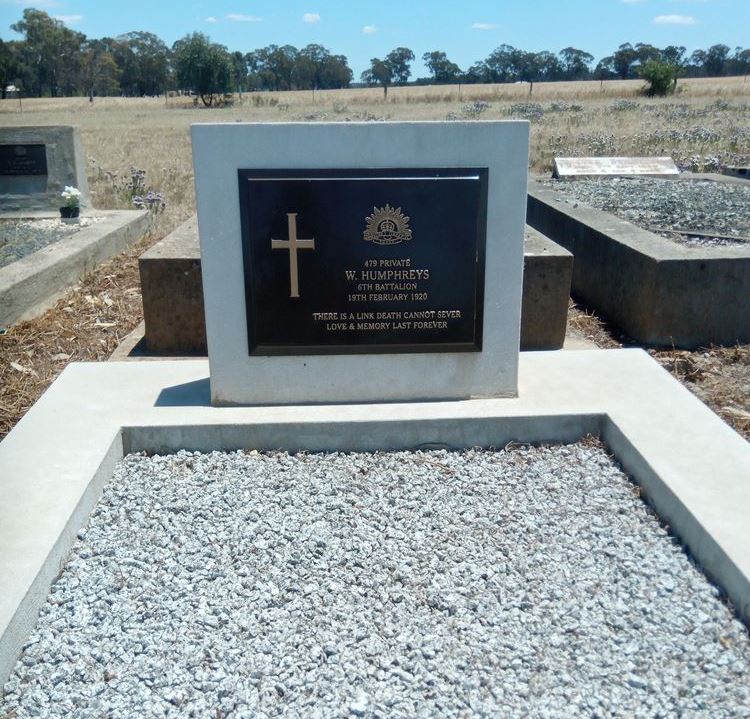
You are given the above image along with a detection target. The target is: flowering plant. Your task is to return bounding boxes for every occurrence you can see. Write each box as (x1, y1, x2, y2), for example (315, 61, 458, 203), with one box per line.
(61, 186, 81, 209)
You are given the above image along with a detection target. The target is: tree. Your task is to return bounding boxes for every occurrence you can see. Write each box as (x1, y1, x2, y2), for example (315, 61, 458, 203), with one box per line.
(361, 58, 392, 96)
(559, 47, 593, 80)
(705, 44, 730, 76)
(385, 47, 414, 85)
(230, 51, 247, 92)
(422, 51, 461, 84)
(11, 9, 84, 96)
(639, 59, 678, 96)
(114, 32, 169, 95)
(612, 43, 638, 79)
(81, 39, 120, 96)
(172, 33, 231, 106)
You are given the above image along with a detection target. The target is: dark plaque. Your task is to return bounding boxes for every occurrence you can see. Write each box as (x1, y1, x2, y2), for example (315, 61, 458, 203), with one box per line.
(0, 144, 48, 176)
(239, 168, 488, 355)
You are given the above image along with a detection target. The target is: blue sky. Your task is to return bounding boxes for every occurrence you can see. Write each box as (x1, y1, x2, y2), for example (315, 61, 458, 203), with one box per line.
(1, 0, 747, 78)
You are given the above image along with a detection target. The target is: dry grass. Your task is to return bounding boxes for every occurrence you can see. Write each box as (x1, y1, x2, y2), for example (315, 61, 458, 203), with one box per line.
(0, 77, 749, 440)
(0, 233, 158, 438)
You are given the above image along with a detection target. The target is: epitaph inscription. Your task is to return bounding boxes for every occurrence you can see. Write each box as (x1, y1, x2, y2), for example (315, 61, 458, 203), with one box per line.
(239, 168, 488, 355)
(0, 144, 48, 176)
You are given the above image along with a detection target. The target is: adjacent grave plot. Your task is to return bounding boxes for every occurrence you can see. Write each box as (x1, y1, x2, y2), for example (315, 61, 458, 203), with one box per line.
(527, 174, 750, 349)
(542, 177, 750, 249)
(0, 216, 105, 269)
(0, 125, 148, 326)
(3, 443, 749, 717)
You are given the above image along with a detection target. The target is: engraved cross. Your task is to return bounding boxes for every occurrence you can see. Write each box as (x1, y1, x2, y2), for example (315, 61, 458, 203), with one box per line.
(271, 213, 315, 298)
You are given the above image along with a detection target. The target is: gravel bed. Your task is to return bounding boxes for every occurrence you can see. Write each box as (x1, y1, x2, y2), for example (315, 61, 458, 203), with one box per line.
(544, 177, 750, 248)
(0, 217, 103, 269)
(3, 444, 750, 718)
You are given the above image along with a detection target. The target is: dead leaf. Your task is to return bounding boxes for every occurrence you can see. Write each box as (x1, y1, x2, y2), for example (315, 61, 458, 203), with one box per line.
(10, 361, 39, 377)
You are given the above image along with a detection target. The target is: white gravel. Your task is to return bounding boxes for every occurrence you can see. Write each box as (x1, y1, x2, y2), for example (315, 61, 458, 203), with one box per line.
(3, 443, 750, 718)
(544, 177, 750, 248)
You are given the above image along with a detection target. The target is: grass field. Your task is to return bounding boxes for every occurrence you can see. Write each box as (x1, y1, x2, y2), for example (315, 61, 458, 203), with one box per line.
(2, 76, 749, 238)
(0, 77, 749, 439)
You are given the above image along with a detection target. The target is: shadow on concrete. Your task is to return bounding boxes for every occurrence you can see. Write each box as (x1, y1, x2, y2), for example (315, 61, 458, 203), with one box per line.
(155, 377, 211, 407)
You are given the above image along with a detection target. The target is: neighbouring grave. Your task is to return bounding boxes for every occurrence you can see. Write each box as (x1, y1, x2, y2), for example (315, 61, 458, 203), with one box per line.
(552, 156, 679, 179)
(723, 166, 750, 181)
(0, 122, 749, 712)
(192, 122, 528, 404)
(135, 218, 570, 356)
(527, 173, 750, 348)
(0, 126, 89, 212)
(0, 125, 148, 325)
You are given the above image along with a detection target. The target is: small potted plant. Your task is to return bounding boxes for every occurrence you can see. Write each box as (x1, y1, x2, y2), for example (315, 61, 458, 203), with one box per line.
(60, 186, 81, 220)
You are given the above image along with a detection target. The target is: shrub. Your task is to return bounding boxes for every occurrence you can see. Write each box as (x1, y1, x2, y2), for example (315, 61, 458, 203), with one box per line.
(639, 60, 679, 97)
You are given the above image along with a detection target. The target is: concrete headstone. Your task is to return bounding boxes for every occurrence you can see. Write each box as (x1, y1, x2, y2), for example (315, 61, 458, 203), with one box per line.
(0, 126, 89, 213)
(192, 121, 529, 405)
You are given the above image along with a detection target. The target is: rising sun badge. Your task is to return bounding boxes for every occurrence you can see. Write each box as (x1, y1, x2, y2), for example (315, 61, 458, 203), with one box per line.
(363, 203, 412, 245)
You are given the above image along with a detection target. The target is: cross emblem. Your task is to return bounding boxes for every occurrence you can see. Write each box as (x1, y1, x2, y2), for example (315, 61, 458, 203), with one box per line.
(271, 213, 315, 298)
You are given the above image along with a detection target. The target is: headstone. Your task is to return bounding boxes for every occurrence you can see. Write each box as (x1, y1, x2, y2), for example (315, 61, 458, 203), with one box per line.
(0, 126, 89, 213)
(192, 122, 529, 405)
(552, 156, 679, 179)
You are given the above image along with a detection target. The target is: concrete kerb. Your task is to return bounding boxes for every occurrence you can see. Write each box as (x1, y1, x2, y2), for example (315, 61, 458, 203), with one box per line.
(526, 174, 750, 348)
(1, 349, 749, 689)
(0, 210, 149, 325)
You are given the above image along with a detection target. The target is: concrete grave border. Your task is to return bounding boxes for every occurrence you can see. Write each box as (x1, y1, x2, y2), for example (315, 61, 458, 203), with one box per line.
(1, 349, 749, 689)
(526, 174, 750, 348)
(0, 210, 149, 326)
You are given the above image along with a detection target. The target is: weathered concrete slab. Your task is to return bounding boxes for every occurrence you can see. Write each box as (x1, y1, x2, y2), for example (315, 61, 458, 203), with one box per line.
(138, 218, 571, 356)
(553, 156, 679, 179)
(139, 216, 205, 354)
(0, 210, 149, 326)
(0, 126, 90, 212)
(522, 227, 572, 350)
(526, 175, 750, 348)
(1, 350, 749, 689)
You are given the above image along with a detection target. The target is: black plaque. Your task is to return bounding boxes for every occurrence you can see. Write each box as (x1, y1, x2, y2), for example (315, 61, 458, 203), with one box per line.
(0, 144, 48, 176)
(239, 168, 488, 355)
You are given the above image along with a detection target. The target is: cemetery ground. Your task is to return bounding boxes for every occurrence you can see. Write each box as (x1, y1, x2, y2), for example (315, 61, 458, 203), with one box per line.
(1, 76, 748, 439)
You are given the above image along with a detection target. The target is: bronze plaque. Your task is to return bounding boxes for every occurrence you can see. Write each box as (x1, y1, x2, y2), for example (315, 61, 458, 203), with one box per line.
(0, 144, 48, 176)
(238, 168, 488, 355)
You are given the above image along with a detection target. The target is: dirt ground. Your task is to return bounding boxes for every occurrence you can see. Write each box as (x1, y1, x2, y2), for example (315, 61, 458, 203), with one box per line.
(568, 303, 750, 440)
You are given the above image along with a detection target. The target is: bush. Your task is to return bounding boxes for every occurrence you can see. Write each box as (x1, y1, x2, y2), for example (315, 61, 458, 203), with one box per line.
(639, 60, 679, 97)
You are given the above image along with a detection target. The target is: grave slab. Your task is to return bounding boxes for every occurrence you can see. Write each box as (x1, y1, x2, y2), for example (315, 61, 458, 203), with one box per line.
(526, 175, 750, 348)
(552, 156, 679, 179)
(0, 210, 149, 325)
(1, 349, 748, 689)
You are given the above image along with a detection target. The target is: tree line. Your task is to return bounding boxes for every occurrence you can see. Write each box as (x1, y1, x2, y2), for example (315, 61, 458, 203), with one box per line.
(1, 9, 748, 103)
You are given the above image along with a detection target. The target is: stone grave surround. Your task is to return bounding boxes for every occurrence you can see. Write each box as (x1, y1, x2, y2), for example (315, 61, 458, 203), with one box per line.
(191, 121, 529, 406)
(0, 125, 89, 213)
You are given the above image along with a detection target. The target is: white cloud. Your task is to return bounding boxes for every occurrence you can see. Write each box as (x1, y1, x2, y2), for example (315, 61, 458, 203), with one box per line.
(654, 13, 696, 24)
(471, 22, 496, 30)
(303, 12, 320, 23)
(362, 25, 376, 34)
(54, 14, 82, 24)
(226, 13, 262, 22)
(205, 16, 217, 23)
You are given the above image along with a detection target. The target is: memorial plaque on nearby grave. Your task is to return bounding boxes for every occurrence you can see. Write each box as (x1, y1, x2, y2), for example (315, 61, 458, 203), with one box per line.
(0, 144, 48, 176)
(553, 156, 679, 179)
(239, 168, 487, 355)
